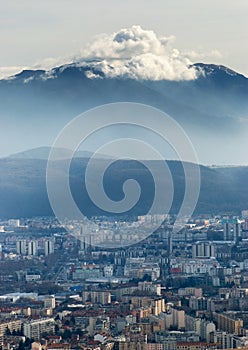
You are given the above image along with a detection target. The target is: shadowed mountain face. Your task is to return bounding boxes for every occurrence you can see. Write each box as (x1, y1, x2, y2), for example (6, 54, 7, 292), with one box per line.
(0, 63, 248, 164)
(0, 155, 247, 219)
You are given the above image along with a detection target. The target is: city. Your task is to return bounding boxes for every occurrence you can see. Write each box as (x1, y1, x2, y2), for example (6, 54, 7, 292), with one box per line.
(0, 212, 248, 349)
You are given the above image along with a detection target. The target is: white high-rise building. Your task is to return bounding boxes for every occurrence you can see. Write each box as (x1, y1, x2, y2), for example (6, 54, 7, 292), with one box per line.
(222, 218, 241, 241)
(242, 210, 248, 219)
(192, 242, 215, 258)
(28, 241, 38, 256)
(233, 221, 241, 241)
(16, 240, 26, 255)
(44, 296, 56, 309)
(44, 240, 54, 256)
(104, 265, 114, 277)
(23, 318, 55, 340)
(223, 222, 231, 241)
(172, 308, 185, 329)
(8, 219, 20, 227)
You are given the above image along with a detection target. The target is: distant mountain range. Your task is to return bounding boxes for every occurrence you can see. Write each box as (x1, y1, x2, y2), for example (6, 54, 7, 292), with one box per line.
(0, 148, 247, 219)
(0, 62, 248, 164)
(7, 146, 110, 160)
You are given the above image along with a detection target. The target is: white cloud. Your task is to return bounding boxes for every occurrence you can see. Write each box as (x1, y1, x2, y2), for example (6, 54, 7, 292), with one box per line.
(185, 49, 222, 61)
(77, 26, 198, 81)
(0, 66, 28, 79)
(33, 57, 70, 70)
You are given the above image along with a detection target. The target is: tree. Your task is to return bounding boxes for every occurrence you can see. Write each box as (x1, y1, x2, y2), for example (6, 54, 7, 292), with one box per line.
(75, 328, 83, 336)
(18, 340, 25, 350)
(142, 274, 152, 282)
(5, 327, 11, 336)
(55, 324, 60, 335)
(24, 338, 32, 349)
(70, 316, 75, 326)
(62, 329, 72, 339)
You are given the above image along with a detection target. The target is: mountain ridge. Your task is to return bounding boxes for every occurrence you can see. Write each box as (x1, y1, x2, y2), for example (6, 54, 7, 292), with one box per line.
(6, 146, 248, 167)
(2, 62, 247, 83)
(6, 146, 112, 160)
(0, 153, 247, 219)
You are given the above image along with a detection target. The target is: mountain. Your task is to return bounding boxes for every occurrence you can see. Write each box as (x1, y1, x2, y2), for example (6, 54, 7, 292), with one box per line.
(7, 146, 111, 160)
(0, 62, 248, 164)
(0, 154, 247, 219)
(0, 61, 247, 219)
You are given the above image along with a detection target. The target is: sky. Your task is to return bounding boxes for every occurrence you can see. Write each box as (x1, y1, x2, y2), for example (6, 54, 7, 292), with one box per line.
(0, 0, 248, 78)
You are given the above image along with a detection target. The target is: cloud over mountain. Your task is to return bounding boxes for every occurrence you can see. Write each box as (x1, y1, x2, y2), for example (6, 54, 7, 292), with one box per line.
(77, 26, 199, 81)
(0, 26, 200, 81)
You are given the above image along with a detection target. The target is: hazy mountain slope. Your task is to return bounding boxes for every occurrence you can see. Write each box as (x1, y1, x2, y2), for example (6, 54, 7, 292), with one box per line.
(0, 156, 247, 219)
(1, 62, 247, 163)
(7, 147, 109, 160)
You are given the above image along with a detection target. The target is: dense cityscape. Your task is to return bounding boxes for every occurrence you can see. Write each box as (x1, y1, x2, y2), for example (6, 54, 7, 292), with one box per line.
(0, 212, 248, 350)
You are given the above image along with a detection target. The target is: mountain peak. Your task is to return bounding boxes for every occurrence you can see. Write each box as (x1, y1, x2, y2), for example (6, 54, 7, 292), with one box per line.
(193, 63, 247, 79)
